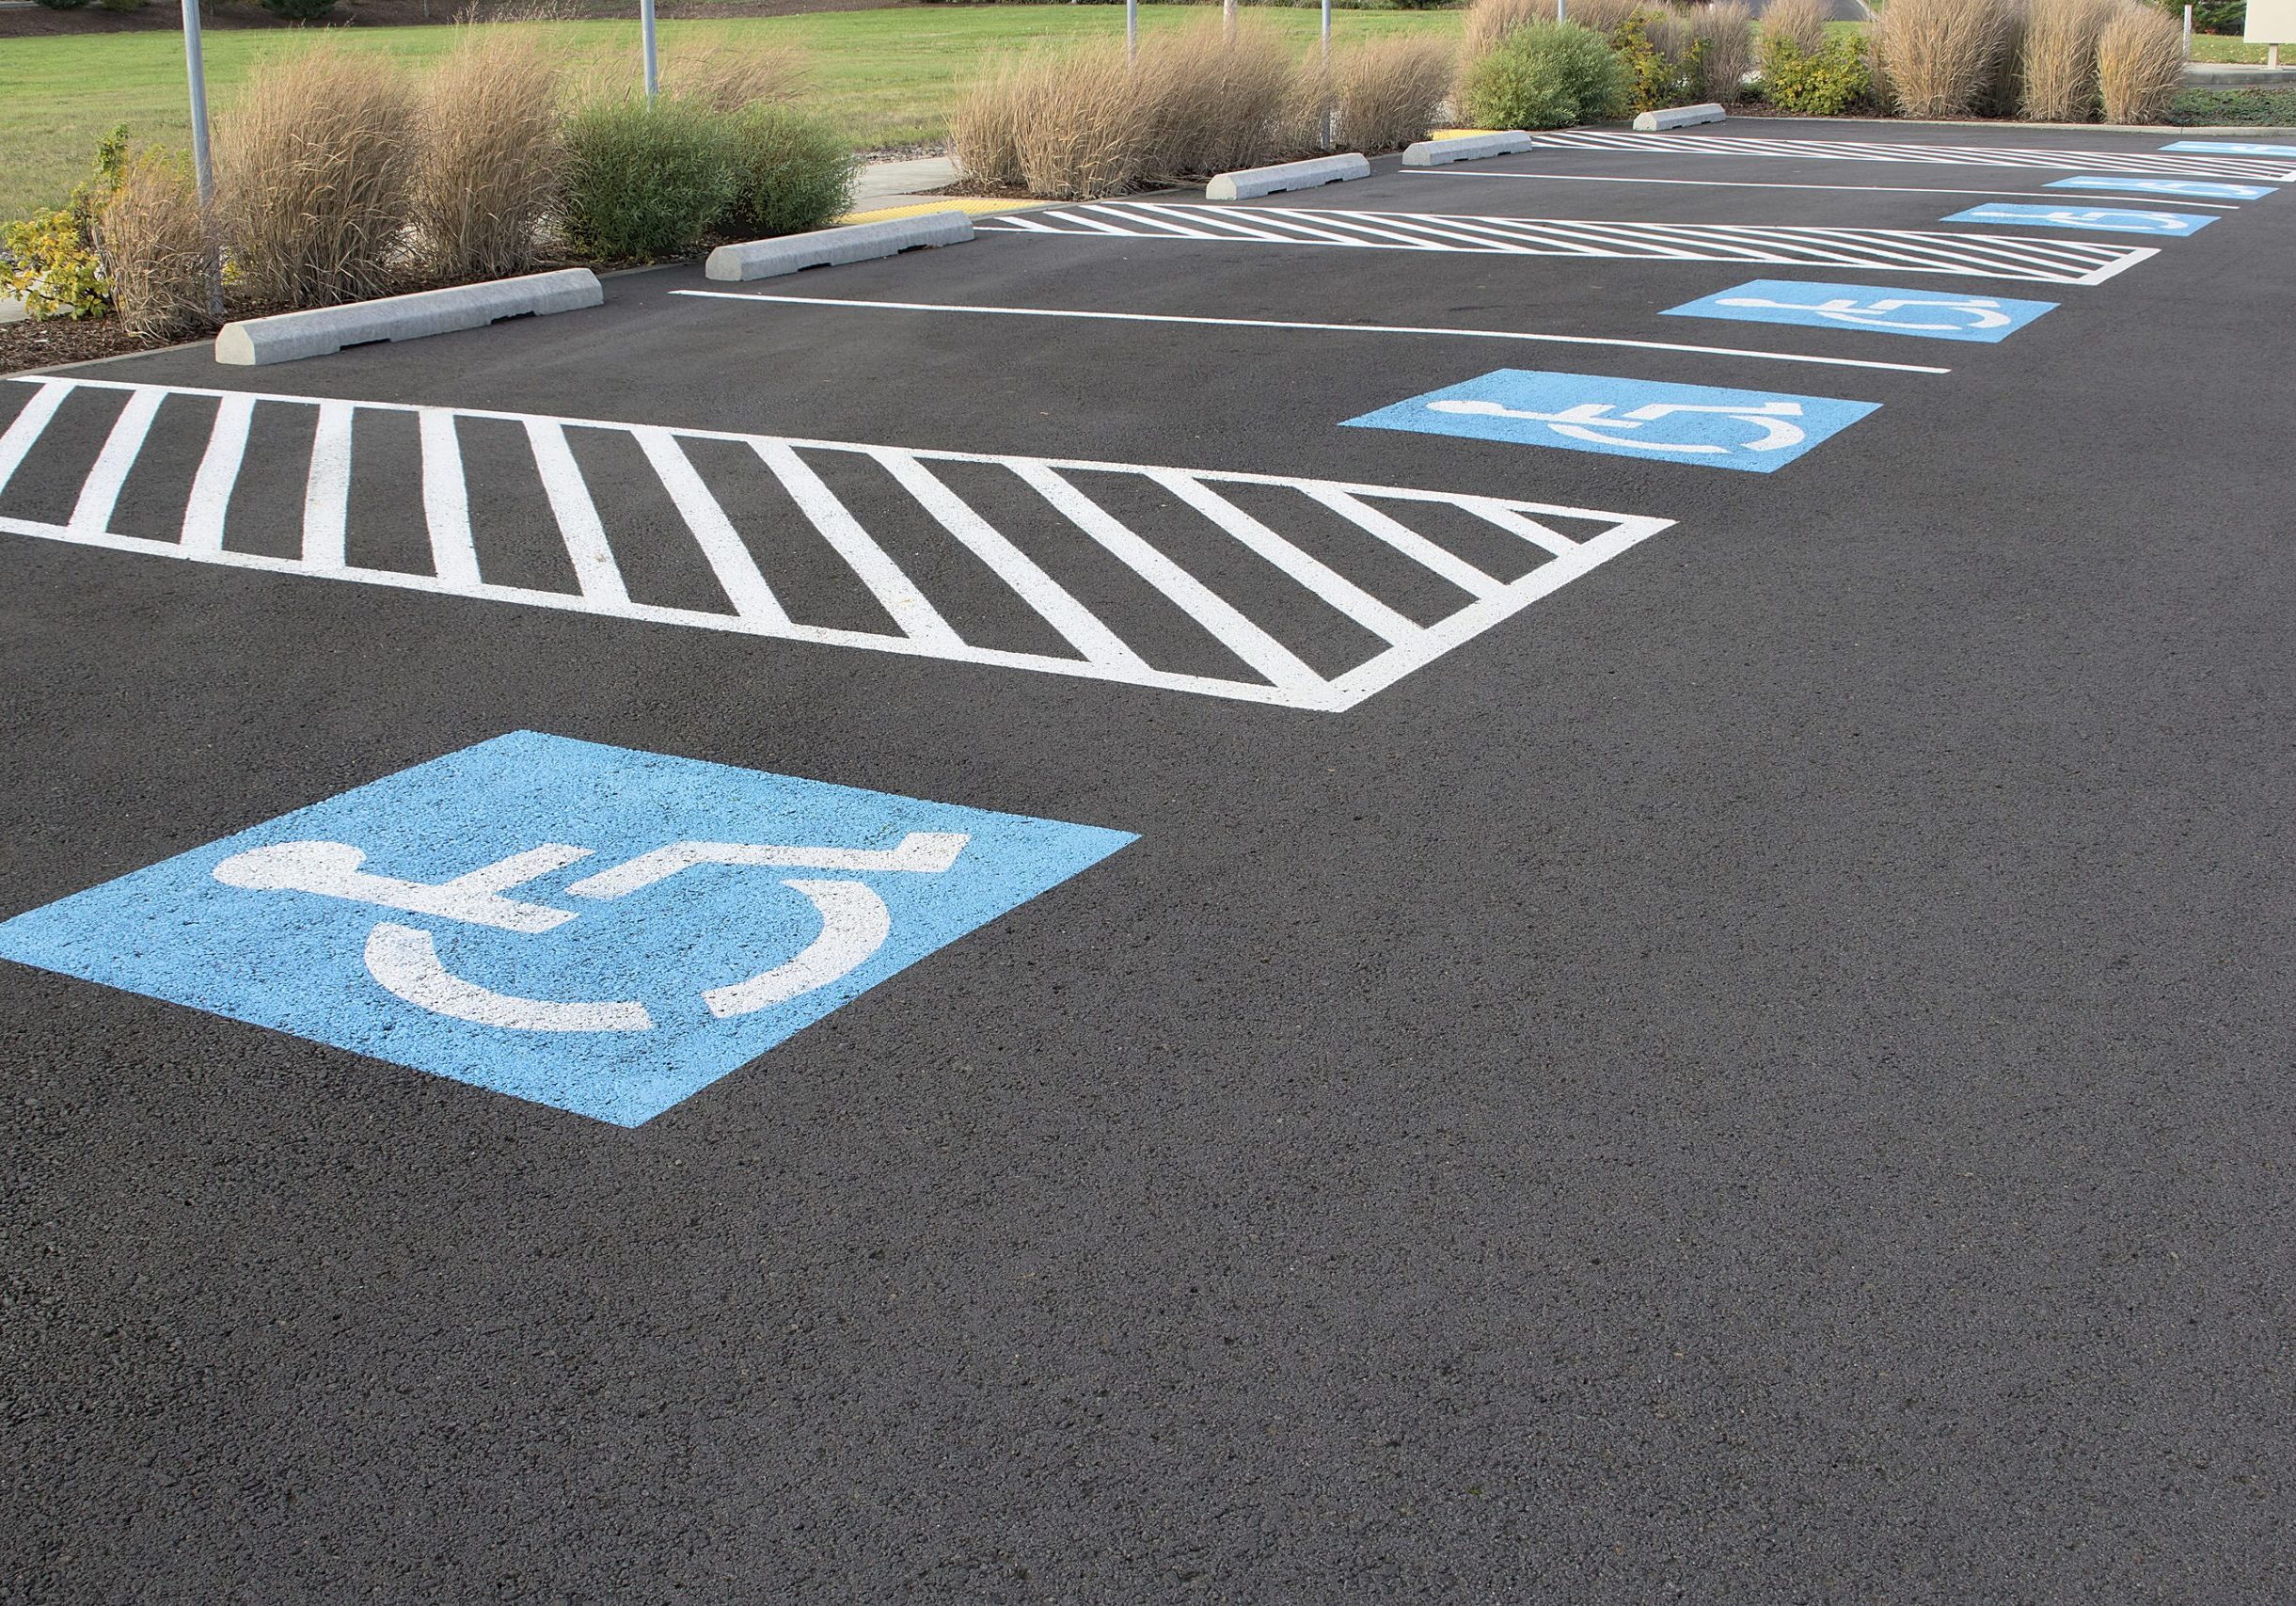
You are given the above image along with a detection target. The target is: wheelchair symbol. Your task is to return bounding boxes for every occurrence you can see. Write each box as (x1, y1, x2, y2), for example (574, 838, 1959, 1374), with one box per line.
(2035, 208, 2184, 231)
(211, 831, 971, 1034)
(1712, 294, 2014, 333)
(1426, 397, 1808, 456)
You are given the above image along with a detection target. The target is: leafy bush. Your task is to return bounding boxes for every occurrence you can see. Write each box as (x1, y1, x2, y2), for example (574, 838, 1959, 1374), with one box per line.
(31, 0, 93, 10)
(2098, 0, 2186, 121)
(561, 98, 736, 260)
(407, 26, 566, 279)
(1759, 33, 1875, 113)
(1, 209, 109, 319)
(2190, 0, 2243, 34)
(721, 105, 854, 238)
(0, 127, 130, 320)
(216, 47, 415, 307)
(259, 0, 340, 18)
(1462, 22, 1629, 129)
(96, 0, 150, 12)
(97, 151, 214, 340)
(2168, 84, 2296, 120)
(1615, 11, 1707, 110)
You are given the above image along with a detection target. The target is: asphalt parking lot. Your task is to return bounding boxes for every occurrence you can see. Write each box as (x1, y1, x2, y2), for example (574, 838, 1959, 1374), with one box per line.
(4, 117, 2292, 1601)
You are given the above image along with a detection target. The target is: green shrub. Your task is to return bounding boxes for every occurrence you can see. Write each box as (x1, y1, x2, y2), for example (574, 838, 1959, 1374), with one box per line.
(1460, 22, 1629, 131)
(1758, 34, 1876, 114)
(2168, 84, 2296, 121)
(720, 105, 855, 238)
(0, 128, 130, 320)
(562, 99, 736, 261)
(2190, 0, 2244, 33)
(32, 0, 93, 10)
(1613, 12, 1708, 112)
(259, 0, 340, 17)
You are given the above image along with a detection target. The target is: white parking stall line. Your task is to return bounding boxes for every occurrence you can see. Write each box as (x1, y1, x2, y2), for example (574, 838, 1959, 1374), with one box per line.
(524, 417, 632, 607)
(0, 376, 1675, 711)
(870, 447, 1152, 673)
(302, 401, 354, 570)
(1408, 169, 2251, 203)
(67, 386, 165, 534)
(180, 391, 255, 555)
(975, 204, 2158, 285)
(1521, 129, 2296, 182)
(673, 291, 1954, 376)
(629, 425, 791, 626)
(752, 438, 968, 651)
(417, 407, 481, 586)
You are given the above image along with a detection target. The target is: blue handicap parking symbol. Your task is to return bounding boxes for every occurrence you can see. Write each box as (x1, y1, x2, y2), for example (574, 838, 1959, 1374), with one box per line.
(1661, 278, 2056, 343)
(1945, 202, 2217, 236)
(1342, 369, 1877, 473)
(0, 732, 1135, 1126)
(2161, 140, 2296, 157)
(2047, 175, 2275, 200)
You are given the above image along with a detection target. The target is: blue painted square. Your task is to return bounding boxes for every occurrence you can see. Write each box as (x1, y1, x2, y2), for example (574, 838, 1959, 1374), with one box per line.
(1945, 202, 2217, 236)
(1341, 369, 1877, 473)
(0, 733, 1135, 1126)
(2161, 140, 2296, 158)
(2047, 175, 2274, 200)
(1661, 278, 2056, 343)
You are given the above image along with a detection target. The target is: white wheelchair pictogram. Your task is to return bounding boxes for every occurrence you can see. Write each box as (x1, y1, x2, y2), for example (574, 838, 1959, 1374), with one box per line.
(210, 832, 970, 1033)
(1427, 397, 1808, 456)
(2030, 208, 2186, 231)
(1713, 293, 2015, 332)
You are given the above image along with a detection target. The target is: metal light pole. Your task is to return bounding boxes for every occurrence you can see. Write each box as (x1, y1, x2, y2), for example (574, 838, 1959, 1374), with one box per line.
(641, 0, 659, 101)
(1223, 0, 1236, 40)
(181, 0, 223, 318)
(1321, 0, 1333, 150)
(1127, 0, 1137, 61)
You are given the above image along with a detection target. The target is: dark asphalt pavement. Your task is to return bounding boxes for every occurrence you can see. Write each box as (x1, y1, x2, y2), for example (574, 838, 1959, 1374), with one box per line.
(3, 118, 2292, 1602)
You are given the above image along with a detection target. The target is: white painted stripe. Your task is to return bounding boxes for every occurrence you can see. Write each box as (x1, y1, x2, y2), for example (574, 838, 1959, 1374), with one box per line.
(977, 205, 2143, 284)
(0, 379, 72, 497)
(1149, 470, 1422, 647)
(68, 387, 165, 533)
(1301, 486, 1507, 601)
(629, 425, 790, 624)
(522, 418, 630, 605)
(1409, 169, 2250, 202)
(670, 291, 1955, 376)
(302, 401, 354, 569)
(752, 439, 966, 650)
(417, 407, 481, 586)
(870, 449, 1150, 671)
(1524, 129, 2296, 180)
(1465, 502, 1584, 560)
(1009, 463, 1325, 692)
(2072, 244, 2161, 286)
(180, 392, 256, 554)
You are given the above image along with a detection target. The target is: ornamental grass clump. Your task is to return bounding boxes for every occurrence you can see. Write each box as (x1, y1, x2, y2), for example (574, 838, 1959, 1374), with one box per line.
(1690, 1, 1757, 101)
(1461, 21, 1630, 130)
(215, 46, 416, 307)
(96, 151, 212, 340)
(1327, 35, 1455, 153)
(2097, 0, 2186, 122)
(1759, 0, 1829, 56)
(1134, 18, 1302, 180)
(2018, 0, 2114, 120)
(1874, 0, 2020, 118)
(405, 27, 567, 280)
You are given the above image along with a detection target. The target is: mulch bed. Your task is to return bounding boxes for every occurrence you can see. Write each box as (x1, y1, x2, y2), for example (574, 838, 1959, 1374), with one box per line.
(0, 314, 178, 375)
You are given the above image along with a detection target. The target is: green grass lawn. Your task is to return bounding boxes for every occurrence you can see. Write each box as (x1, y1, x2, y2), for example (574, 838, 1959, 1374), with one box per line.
(0, 5, 1463, 220)
(2189, 34, 2273, 64)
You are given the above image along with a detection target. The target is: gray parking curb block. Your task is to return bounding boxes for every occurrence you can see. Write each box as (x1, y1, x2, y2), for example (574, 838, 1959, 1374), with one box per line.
(705, 213, 974, 282)
(1634, 103, 1728, 131)
(214, 269, 603, 366)
(1401, 132, 1535, 167)
(1206, 153, 1371, 200)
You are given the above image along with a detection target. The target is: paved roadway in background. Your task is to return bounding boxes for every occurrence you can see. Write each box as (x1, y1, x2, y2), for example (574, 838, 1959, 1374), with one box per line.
(3, 119, 2291, 1601)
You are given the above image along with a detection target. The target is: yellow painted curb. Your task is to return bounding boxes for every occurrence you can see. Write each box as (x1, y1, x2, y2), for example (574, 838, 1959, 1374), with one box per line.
(836, 197, 1052, 227)
(1431, 128, 1506, 140)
